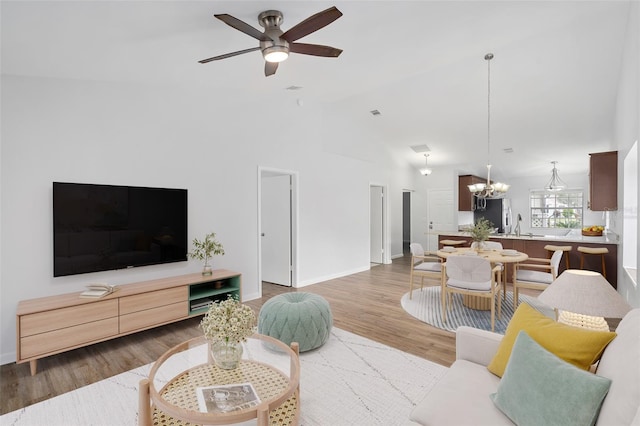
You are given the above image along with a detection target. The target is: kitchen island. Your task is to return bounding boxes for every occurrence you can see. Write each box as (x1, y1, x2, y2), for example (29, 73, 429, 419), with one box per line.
(437, 232, 619, 288)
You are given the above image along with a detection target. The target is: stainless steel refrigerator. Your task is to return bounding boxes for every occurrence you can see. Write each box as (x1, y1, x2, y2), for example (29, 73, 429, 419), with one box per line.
(473, 198, 512, 234)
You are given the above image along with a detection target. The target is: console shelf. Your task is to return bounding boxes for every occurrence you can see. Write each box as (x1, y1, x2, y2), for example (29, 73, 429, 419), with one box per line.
(188, 275, 241, 315)
(16, 269, 242, 375)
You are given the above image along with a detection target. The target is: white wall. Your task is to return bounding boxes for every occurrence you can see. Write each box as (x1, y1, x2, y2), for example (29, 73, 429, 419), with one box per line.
(0, 75, 419, 364)
(613, 1, 640, 308)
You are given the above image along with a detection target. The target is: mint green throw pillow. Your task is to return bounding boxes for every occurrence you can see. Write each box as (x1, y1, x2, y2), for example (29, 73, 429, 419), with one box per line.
(490, 331, 612, 426)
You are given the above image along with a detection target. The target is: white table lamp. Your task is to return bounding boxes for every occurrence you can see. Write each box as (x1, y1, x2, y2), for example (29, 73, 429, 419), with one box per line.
(538, 269, 632, 331)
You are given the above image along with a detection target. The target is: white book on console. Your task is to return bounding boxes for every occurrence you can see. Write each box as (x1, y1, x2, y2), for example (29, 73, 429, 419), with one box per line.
(80, 284, 117, 298)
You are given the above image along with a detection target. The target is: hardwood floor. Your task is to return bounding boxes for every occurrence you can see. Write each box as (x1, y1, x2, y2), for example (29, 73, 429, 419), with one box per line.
(1, 253, 455, 415)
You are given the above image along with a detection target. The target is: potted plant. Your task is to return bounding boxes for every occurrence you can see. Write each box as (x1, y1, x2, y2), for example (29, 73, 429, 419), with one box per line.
(469, 217, 494, 251)
(200, 295, 256, 369)
(188, 232, 225, 276)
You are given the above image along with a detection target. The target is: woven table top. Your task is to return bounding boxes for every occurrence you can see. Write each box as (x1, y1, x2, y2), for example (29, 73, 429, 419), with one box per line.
(152, 361, 298, 426)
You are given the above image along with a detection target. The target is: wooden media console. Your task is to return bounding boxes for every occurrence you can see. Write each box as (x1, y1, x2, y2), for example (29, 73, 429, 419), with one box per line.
(16, 269, 241, 375)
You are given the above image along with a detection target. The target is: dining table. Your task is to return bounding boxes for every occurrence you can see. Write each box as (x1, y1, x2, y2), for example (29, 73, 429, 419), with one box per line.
(436, 246, 529, 310)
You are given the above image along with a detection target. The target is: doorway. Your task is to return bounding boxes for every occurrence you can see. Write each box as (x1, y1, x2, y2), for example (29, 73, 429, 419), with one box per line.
(259, 168, 297, 287)
(426, 189, 455, 251)
(403, 191, 411, 254)
(370, 184, 387, 264)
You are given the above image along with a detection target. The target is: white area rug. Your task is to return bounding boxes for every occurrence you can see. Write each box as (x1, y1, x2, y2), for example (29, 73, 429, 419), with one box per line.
(1, 328, 447, 426)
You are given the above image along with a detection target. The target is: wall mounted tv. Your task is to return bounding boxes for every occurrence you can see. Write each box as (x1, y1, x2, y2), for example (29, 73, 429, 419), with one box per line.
(53, 182, 188, 277)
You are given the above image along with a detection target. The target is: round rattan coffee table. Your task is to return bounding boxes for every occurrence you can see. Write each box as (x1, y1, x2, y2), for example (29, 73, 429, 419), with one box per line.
(138, 334, 300, 426)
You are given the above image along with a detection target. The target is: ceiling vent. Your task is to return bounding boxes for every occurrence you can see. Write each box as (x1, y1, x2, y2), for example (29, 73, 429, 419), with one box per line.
(286, 85, 303, 91)
(503, 148, 514, 154)
(411, 144, 431, 153)
(370, 109, 381, 116)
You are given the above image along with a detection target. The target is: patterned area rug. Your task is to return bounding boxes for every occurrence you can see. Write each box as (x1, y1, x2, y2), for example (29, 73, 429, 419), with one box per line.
(401, 286, 553, 334)
(1, 328, 447, 426)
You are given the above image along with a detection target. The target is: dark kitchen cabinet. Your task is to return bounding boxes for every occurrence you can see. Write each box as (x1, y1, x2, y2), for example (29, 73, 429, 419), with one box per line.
(589, 151, 617, 211)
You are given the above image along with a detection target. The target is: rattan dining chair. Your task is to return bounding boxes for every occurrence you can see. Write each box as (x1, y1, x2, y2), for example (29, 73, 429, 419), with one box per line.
(409, 243, 443, 299)
(442, 255, 502, 332)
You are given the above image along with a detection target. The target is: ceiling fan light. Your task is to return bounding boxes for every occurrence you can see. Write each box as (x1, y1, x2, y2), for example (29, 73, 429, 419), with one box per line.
(263, 46, 289, 63)
(421, 168, 432, 176)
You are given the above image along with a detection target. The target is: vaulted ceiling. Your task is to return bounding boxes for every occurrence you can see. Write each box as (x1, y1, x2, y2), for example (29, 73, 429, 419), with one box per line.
(1, 1, 633, 180)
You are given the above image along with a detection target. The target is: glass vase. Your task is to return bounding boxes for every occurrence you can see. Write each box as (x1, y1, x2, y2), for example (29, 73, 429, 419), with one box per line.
(202, 261, 212, 276)
(210, 341, 243, 370)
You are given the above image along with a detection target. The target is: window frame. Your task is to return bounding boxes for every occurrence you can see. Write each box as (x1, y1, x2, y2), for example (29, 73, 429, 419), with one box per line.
(529, 189, 584, 229)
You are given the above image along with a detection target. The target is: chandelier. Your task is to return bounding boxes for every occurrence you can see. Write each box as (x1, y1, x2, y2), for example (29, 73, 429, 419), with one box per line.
(420, 154, 432, 176)
(468, 53, 509, 199)
(545, 161, 567, 191)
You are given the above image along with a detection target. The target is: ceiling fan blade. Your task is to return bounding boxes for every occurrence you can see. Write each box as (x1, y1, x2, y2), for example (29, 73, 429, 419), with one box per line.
(290, 43, 342, 57)
(280, 6, 343, 43)
(214, 14, 271, 42)
(265, 61, 278, 77)
(198, 47, 260, 63)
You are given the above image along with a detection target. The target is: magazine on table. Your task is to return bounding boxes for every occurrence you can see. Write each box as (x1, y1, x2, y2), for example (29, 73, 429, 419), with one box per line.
(196, 383, 261, 414)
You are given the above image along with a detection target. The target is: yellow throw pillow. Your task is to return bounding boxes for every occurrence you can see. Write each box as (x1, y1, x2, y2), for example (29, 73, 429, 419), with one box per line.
(487, 303, 616, 377)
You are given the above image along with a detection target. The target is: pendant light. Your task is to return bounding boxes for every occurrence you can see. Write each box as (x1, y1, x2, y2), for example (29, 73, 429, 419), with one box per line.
(468, 53, 509, 199)
(545, 161, 567, 191)
(420, 154, 433, 176)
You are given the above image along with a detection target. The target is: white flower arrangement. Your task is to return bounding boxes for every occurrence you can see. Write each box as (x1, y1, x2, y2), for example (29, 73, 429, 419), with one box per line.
(200, 296, 257, 344)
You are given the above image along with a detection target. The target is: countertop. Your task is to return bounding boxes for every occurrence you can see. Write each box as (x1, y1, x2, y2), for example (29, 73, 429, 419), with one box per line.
(435, 231, 619, 245)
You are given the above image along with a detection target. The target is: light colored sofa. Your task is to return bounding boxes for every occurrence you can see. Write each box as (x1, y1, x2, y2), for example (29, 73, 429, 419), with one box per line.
(410, 308, 640, 425)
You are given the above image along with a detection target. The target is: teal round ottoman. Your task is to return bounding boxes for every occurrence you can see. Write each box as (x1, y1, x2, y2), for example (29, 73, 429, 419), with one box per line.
(258, 293, 332, 352)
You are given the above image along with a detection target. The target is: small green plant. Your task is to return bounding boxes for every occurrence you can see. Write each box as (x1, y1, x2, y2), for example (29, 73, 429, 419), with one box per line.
(189, 232, 225, 271)
(469, 218, 494, 243)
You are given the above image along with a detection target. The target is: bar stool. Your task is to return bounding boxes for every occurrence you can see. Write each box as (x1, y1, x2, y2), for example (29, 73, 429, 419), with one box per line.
(544, 245, 572, 270)
(440, 239, 466, 247)
(577, 246, 609, 278)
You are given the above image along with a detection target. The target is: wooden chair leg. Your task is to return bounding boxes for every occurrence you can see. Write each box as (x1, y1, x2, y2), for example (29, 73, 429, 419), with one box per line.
(409, 270, 414, 299)
(601, 255, 607, 278)
(490, 299, 495, 332)
(503, 268, 507, 301)
(580, 253, 585, 269)
(441, 288, 448, 323)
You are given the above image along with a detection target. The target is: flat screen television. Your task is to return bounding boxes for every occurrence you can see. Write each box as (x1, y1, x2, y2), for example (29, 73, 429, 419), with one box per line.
(53, 182, 188, 277)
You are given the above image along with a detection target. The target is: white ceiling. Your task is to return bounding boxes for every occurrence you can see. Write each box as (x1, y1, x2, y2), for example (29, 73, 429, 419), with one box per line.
(1, 1, 632, 180)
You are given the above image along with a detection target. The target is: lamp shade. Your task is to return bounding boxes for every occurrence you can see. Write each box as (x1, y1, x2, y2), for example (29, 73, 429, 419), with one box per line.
(538, 270, 632, 318)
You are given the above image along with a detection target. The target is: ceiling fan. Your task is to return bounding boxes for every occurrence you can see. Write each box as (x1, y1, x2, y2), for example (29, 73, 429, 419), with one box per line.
(198, 6, 343, 76)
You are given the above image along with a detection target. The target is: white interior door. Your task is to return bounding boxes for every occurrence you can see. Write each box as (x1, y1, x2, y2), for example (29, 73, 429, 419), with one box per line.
(427, 189, 455, 251)
(370, 185, 384, 263)
(410, 190, 428, 249)
(261, 174, 292, 286)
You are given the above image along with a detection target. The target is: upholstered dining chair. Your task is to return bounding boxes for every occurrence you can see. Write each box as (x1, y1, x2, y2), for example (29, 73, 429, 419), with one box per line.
(513, 250, 563, 309)
(470, 240, 506, 299)
(442, 255, 502, 332)
(409, 243, 443, 299)
(470, 241, 504, 251)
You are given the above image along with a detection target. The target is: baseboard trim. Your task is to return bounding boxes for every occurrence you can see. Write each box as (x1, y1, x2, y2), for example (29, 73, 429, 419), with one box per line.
(296, 265, 371, 287)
